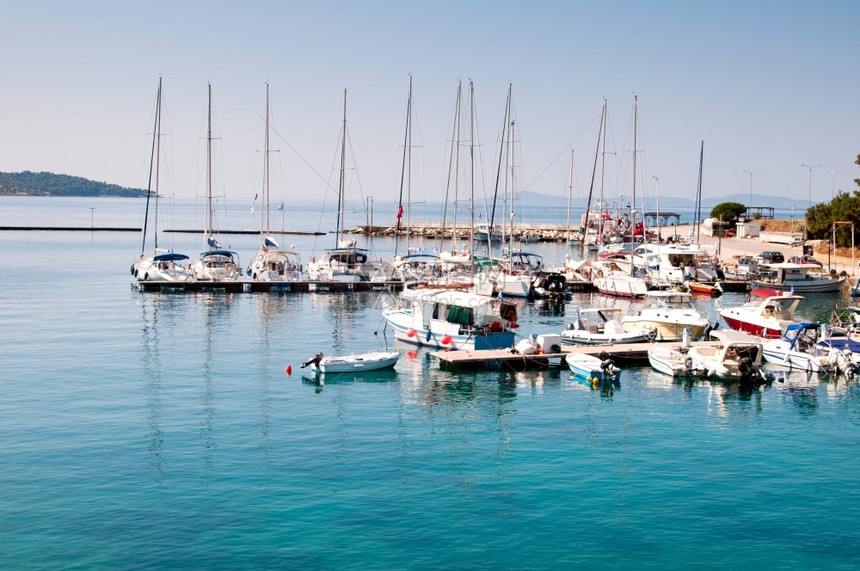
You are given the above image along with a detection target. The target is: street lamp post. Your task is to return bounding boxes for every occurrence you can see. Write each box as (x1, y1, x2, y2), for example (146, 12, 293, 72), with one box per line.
(742, 169, 759, 216)
(801, 163, 820, 209)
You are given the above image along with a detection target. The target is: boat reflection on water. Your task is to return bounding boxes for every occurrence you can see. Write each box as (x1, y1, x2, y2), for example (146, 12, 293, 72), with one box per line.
(301, 368, 399, 392)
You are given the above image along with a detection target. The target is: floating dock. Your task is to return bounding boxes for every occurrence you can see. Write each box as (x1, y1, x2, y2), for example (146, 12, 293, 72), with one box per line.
(430, 340, 721, 371)
(134, 279, 406, 294)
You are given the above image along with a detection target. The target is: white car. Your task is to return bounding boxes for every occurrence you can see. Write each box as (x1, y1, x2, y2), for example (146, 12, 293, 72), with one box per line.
(790, 237, 804, 247)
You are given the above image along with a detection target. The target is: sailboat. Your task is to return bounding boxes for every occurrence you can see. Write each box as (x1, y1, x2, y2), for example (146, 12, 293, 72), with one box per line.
(190, 83, 242, 282)
(307, 90, 383, 282)
(474, 84, 533, 298)
(247, 83, 302, 282)
(130, 77, 191, 282)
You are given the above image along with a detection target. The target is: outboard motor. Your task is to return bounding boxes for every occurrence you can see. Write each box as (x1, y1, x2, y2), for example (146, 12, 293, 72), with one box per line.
(598, 351, 617, 382)
(301, 352, 324, 369)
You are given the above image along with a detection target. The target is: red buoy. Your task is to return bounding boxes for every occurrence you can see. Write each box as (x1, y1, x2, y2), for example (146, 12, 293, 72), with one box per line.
(406, 328, 417, 338)
(441, 335, 452, 345)
(285, 364, 292, 376)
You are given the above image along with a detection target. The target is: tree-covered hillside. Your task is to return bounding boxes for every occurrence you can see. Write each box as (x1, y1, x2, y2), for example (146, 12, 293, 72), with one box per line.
(0, 171, 147, 197)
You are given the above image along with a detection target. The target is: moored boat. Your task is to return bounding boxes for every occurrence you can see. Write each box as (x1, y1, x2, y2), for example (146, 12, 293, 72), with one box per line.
(648, 344, 706, 378)
(562, 308, 656, 345)
(718, 288, 805, 339)
(761, 322, 838, 373)
(382, 288, 518, 351)
(300, 350, 399, 374)
(565, 351, 621, 389)
(620, 291, 711, 341)
(685, 330, 765, 381)
(752, 262, 846, 293)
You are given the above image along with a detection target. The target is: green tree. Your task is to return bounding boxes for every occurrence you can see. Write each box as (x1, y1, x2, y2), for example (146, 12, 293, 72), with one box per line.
(710, 201, 746, 222)
(805, 154, 860, 247)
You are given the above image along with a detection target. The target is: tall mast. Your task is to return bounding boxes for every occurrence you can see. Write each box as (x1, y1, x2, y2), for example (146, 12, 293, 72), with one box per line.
(566, 149, 574, 245)
(206, 82, 213, 244)
(598, 98, 607, 248)
(259, 82, 270, 249)
(631, 95, 638, 249)
(394, 75, 412, 257)
(489, 85, 510, 255)
(140, 77, 162, 256)
(581, 99, 605, 257)
(452, 82, 461, 252)
(468, 79, 475, 263)
(695, 140, 704, 245)
(335, 89, 347, 248)
(438, 81, 461, 254)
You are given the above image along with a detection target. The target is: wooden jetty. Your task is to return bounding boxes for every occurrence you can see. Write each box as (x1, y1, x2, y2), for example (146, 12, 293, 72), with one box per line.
(134, 280, 406, 294)
(430, 340, 721, 372)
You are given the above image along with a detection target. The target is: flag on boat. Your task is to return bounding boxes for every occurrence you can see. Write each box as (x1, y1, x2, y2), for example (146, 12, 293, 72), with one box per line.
(264, 237, 279, 251)
(396, 204, 403, 219)
(207, 236, 221, 249)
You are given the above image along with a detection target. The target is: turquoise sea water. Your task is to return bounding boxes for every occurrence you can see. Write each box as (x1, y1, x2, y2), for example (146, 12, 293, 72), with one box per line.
(2, 197, 860, 569)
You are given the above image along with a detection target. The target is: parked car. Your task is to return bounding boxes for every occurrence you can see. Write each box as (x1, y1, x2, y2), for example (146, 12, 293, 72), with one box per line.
(790, 236, 804, 247)
(788, 255, 823, 267)
(757, 251, 785, 265)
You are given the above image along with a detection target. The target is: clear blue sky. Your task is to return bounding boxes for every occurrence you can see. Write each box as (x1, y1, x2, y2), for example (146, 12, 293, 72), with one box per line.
(3, 0, 858, 213)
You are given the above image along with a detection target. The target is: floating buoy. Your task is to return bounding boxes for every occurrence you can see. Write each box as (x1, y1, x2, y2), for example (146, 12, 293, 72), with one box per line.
(406, 350, 418, 359)
(285, 364, 292, 376)
(441, 335, 452, 345)
(406, 328, 417, 338)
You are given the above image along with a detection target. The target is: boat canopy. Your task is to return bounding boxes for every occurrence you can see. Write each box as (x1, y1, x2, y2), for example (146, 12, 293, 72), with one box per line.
(153, 252, 190, 262)
(708, 329, 763, 346)
(199, 249, 239, 256)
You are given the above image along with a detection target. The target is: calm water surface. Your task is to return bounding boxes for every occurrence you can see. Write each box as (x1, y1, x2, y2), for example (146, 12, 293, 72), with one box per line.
(1, 197, 859, 569)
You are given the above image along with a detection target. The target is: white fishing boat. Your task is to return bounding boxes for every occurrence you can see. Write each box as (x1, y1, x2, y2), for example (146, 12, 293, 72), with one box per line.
(719, 288, 805, 339)
(685, 330, 765, 380)
(562, 308, 656, 345)
(762, 322, 839, 373)
(300, 350, 399, 374)
(752, 262, 846, 293)
(647, 344, 707, 378)
(131, 78, 191, 283)
(565, 351, 621, 389)
(620, 291, 711, 341)
(382, 288, 518, 351)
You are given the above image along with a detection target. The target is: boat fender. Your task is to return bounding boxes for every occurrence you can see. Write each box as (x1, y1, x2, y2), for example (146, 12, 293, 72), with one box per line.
(592, 377, 600, 389)
(684, 356, 694, 370)
(425, 329, 432, 342)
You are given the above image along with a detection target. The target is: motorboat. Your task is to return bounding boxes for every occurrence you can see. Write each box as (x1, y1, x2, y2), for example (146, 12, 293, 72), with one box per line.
(382, 288, 518, 351)
(685, 330, 766, 381)
(751, 262, 846, 293)
(620, 291, 711, 341)
(562, 308, 656, 345)
(686, 280, 722, 297)
(565, 351, 621, 389)
(300, 350, 399, 374)
(761, 322, 838, 374)
(718, 288, 805, 339)
(593, 265, 649, 298)
(647, 345, 707, 377)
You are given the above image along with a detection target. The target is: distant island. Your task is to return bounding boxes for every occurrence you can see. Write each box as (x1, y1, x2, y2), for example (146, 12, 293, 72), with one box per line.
(0, 171, 148, 198)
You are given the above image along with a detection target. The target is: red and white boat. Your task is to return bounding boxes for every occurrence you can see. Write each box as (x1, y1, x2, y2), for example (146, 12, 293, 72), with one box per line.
(718, 288, 805, 339)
